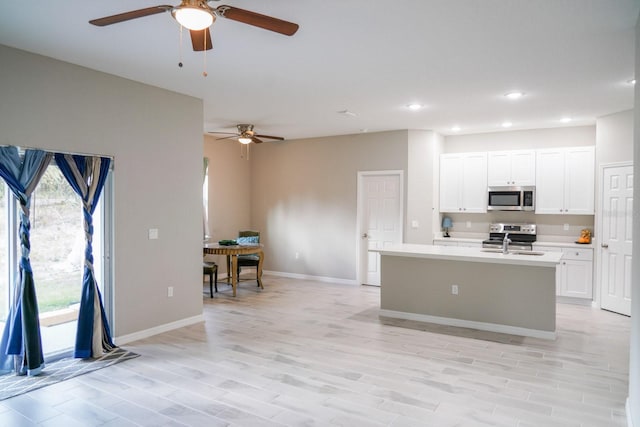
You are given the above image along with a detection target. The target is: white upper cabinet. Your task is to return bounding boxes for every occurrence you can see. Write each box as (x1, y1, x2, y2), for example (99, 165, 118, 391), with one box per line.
(487, 150, 536, 186)
(535, 146, 595, 215)
(440, 152, 487, 213)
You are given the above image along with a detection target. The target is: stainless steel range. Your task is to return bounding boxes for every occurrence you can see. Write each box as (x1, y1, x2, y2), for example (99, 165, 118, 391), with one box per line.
(482, 223, 537, 251)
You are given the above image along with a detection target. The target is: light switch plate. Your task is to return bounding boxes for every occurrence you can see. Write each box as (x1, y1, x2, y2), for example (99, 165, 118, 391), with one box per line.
(411, 220, 419, 229)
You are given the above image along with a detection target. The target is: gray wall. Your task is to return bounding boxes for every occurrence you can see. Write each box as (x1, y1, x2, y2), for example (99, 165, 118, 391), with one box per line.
(248, 131, 408, 280)
(203, 135, 251, 272)
(0, 45, 204, 338)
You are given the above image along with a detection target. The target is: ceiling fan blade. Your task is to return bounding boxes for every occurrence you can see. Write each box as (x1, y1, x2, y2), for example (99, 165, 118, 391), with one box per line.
(215, 5, 299, 36)
(89, 6, 172, 26)
(251, 137, 264, 144)
(255, 134, 285, 141)
(213, 135, 239, 141)
(190, 28, 213, 51)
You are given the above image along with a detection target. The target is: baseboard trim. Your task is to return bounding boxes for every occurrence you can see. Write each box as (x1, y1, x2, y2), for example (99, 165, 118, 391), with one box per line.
(557, 296, 593, 306)
(378, 309, 556, 340)
(114, 314, 204, 346)
(264, 270, 358, 286)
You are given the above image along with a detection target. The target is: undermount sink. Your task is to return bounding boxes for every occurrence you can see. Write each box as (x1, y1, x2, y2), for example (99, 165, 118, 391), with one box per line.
(511, 251, 545, 256)
(481, 248, 503, 253)
(481, 248, 545, 256)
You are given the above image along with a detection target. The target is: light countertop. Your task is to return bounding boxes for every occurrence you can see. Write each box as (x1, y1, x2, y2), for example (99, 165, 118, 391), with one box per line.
(432, 236, 595, 249)
(379, 243, 563, 267)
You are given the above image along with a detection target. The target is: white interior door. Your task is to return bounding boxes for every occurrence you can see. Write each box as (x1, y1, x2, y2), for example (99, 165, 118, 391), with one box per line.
(357, 172, 403, 286)
(600, 164, 633, 316)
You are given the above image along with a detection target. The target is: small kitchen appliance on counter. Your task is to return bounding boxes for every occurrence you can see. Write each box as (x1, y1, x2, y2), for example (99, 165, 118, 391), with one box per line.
(482, 223, 537, 251)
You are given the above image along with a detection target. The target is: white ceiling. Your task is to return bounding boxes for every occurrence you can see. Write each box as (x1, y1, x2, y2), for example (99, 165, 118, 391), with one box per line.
(0, 1, 638, 140)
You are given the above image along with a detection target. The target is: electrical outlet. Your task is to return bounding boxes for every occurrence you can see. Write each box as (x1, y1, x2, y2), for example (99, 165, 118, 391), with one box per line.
(451, 284, 459, 295)
(466, 221, 472, 228)
(148, 228, 159, 240)
(167, 286, 174, 297)
(563, 223, 570, 231)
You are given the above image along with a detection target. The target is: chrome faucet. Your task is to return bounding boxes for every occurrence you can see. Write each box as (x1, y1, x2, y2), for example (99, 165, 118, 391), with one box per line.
(502, 233, 511, 254)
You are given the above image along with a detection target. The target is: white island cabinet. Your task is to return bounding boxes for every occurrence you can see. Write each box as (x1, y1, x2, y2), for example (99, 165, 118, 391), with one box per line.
(379, 244, 562, 339)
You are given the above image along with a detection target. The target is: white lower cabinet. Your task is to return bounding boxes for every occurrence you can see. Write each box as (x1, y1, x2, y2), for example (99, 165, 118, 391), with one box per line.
(537, 245, 593, 299)
(558, 248, 593, 299)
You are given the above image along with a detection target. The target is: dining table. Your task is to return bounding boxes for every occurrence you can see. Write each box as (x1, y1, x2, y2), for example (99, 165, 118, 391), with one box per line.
(203, 242, 264, 297)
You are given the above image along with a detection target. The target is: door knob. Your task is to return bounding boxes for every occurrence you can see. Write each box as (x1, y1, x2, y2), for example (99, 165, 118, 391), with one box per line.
(362, 233, 368, 239)
(601, 243, 609, 248)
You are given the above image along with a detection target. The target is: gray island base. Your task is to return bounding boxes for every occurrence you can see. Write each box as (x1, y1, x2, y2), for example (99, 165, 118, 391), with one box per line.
(378, 244, 563, 340)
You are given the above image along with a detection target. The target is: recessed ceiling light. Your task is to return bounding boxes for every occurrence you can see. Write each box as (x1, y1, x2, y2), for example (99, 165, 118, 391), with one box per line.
(628, 78, 636, 85)
(504, 91, 525, 100)
(501, 121, 513, 128)
(451, 126, 461, 132)
(406, 103, 424, 111)
(560, 117, 572, 123)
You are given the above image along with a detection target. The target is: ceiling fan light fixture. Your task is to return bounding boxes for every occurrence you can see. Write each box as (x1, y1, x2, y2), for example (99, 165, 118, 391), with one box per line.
(238, 137, 253, 144)
(172, 6, 214, 30)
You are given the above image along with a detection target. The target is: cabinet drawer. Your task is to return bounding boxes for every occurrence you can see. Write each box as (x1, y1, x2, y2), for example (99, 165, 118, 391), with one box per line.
(561, 248, 593, 261)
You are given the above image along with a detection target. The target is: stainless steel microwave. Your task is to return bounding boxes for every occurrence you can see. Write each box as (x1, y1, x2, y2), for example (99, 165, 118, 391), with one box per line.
(487, 186, 535, 211)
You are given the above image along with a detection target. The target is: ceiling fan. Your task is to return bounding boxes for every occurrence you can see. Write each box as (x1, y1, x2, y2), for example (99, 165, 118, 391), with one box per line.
(210, 124, 285, 144)
(89, 1, 299, 51)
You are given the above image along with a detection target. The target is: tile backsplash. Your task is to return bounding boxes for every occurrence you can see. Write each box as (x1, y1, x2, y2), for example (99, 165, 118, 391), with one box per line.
(439, 212, 594, 243)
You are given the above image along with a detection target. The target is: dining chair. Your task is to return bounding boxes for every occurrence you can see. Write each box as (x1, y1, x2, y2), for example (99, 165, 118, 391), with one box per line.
(203, 260, 218, 297)
(236, 230, 261, 286)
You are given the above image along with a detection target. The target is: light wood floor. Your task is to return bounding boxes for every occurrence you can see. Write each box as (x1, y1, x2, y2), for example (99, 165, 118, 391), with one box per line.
(0, 275, 631, 426)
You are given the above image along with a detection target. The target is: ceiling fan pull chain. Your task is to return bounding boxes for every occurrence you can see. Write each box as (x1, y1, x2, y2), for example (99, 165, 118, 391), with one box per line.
(202, 31, 208, 77)
(178, 25, 184, 68)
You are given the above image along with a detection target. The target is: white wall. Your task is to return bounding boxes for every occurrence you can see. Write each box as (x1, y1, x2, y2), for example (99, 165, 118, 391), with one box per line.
(444, 126, 595, 153)
(596, 110, 634, 165)
(628, 15, 640, 427)
(0, 45, 204, 338)
(406, 130, 443, 244)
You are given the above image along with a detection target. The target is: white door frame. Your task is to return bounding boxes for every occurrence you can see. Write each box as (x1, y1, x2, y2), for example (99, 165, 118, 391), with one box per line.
(356, 170, 404, 285)
(595, 161, 632, 309)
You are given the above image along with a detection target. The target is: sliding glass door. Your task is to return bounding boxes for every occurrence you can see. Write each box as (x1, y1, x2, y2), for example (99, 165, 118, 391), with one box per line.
(0, 161, 112, 360)
(0, 182, 8, 328)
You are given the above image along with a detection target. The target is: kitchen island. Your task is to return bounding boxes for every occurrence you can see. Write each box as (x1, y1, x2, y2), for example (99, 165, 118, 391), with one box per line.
(379, 244, 563, 339)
